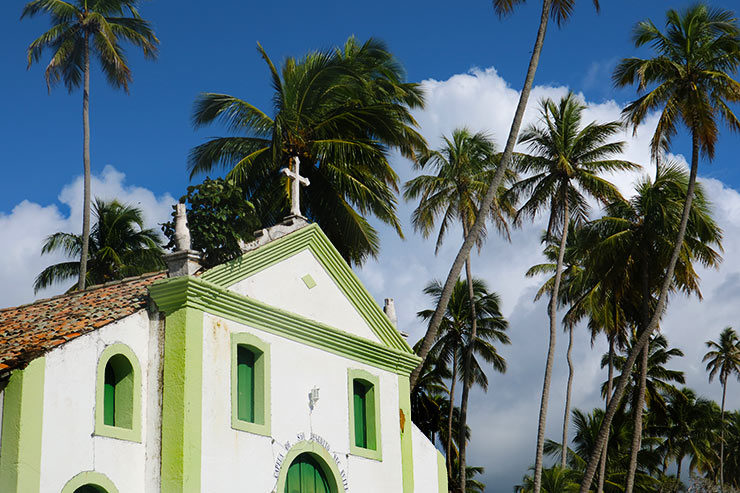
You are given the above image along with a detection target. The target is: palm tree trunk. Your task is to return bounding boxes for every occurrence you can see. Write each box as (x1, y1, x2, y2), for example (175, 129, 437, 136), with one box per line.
(410, 0, 553, 389)
(458, 222, 478, 493)
(625, 342, 649, 493)
(676, 457, 682, 483)
(720, 381, 726, 493)
(579, 128, 701, 492)
(78, 33, 91, 291)
(534, 195, 569, 493)
(447, 352, 459, 481)
(561, 324, 574, 469)
(597, 336, 615, 493)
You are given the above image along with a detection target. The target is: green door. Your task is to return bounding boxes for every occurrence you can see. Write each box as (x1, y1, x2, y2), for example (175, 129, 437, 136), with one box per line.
(285, 453, 332, 493)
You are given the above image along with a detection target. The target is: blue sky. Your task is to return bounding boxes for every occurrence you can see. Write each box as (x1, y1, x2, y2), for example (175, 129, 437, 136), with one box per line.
(4, 1, 740, 490)
(3, 0, 740, 216)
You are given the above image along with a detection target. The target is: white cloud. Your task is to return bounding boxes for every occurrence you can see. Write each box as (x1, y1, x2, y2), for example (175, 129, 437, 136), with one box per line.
(0, 165, 175, 308)
(358, 66, 740, 488)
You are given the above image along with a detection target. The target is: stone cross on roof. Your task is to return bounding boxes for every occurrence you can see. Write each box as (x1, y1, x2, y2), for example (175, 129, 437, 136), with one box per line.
(281, 156, 310, 217)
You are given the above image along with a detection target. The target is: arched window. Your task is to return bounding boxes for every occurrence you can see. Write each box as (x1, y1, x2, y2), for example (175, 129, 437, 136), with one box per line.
(95, 343, 142, 442)
(352, 380, 373, 449)
(237, 345, 257, 422)
(347, 369, 381, 460)
(103, 354, 134, 428)
(231, 332, 271, 436)
(285, 453, 332, 493)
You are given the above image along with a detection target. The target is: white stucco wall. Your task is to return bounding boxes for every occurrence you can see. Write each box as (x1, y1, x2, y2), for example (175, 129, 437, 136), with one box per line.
(37, 309, 163, 493)
(200, 314, 405, 492)
(412, 424, 441, 493)
(228, 249, 382, 344)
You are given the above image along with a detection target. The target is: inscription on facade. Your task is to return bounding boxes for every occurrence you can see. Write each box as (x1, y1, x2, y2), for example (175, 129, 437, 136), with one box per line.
(272, 432, 350, 491)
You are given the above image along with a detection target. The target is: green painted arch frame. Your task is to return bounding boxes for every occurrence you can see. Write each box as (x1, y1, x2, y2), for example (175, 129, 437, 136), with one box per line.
(61, 471, 119, 493)
(94, 342, 142, 442)
(275, 441, 347, 493)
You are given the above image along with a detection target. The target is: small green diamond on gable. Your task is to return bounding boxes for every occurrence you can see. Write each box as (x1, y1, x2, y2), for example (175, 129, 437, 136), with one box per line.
(301, 274, 317, 289)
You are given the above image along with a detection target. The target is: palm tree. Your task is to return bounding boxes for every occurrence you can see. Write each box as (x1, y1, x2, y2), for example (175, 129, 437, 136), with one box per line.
(189, 37, 425, 266)
(603, 335, 686, 423)
(449, 458, 486, 493)
(410, 10, 604, 464)
(703, 327, 740, 491)
(22, 0, 158, 291)
(722, 412, 740, 489)
(526, 225, 593, 469)
(510, 92, 637, 489)
(584, 163, 722, 492)
(604, 333, 686, 491)
(404, 128, 514, 483)
(417, 278, 510, 485)
(657, 388, 718, 482)
(410, 350, 450, 443)
(582, 8, 740, 489)
(34, 198, 164, 292)
(516, 466, 580, 493)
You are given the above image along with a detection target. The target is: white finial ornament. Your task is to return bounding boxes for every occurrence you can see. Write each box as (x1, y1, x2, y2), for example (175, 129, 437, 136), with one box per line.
(174, 202, 191, 251)
(281, 156, 310, 217)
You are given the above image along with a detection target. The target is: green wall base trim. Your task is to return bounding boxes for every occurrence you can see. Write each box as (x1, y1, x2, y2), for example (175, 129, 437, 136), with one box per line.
(0, 357, 45, 493)
(274, 440, 347, 493)
(149, 276, 421, 377)
(397, 375, 414, 493)
(199, 223, 412, 353)
(230, 332, 271, 437)
(94, 343, 142, 443)
(160, 307, 203, 493)
(436, 450, 448, 493)
(61, 471, 119, 493)
(347, 369, 382, 461)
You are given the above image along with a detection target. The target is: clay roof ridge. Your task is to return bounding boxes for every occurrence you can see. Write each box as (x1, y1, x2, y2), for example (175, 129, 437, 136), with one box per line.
(0, 270, 166, 313)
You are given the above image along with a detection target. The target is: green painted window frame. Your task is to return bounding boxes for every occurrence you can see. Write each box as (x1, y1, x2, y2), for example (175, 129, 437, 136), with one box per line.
(61, 471, 119, 493)
(347, 369, 382, 461)
(230, 332, 271, 436)
(95, 343, 142, 442)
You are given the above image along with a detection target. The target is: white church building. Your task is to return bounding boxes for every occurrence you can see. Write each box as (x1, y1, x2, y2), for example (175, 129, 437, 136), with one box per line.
(0, 213, 447, 492)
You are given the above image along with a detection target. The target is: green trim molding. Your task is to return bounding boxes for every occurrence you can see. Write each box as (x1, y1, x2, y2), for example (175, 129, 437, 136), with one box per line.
(0, 357, 45, 493)
(437, 450, 448, 493)
(149, 276, 420, 377)
(94, 343, 142, 442)
(274, 440, 347, 493)
(230, 332, 271, 436)
(398, 375, 414, 493)
(160, 307, 203, 493)
(200, 224, 412, 353)
(61, 471, 119, 493)
(347, 369, 382, 461)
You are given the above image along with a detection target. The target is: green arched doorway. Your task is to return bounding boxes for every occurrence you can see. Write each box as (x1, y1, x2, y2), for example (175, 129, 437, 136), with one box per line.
(285, 453, 332, 493)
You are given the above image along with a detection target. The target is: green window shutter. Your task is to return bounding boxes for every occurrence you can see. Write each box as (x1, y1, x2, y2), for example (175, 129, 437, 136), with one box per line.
(237, 347, 255, 422)
(104, 363, 116, 426)
(353, 381, 367, 448)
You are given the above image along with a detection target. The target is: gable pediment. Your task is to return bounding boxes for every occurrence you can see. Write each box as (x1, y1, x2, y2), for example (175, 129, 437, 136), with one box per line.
(200, 224, 411, 353)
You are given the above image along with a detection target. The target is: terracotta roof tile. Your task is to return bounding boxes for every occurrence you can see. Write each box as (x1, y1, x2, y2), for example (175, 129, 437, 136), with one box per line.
(0, 272, 166, 374)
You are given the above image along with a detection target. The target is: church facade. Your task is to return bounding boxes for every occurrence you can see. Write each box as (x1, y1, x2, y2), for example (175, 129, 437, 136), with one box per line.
(0, 220, 447, 492)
